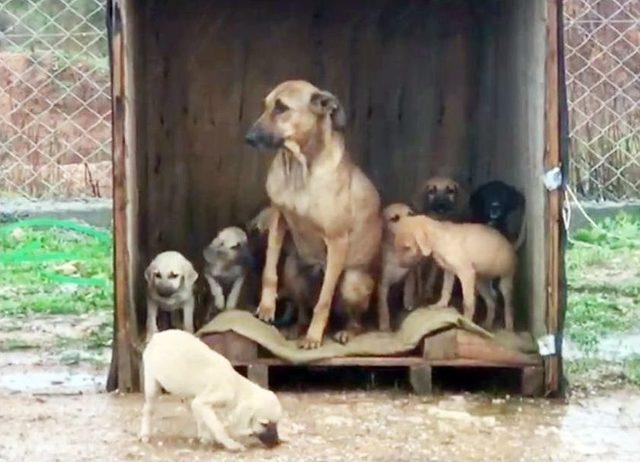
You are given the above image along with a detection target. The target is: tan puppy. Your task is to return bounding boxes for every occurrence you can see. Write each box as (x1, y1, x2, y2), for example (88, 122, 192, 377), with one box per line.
(140, 330, 282, 451)
(413, 176, 468, 302)
(145, 251, 198, 337)
(203, 227, 252, 312)
(394, 215, 516, 330)
(377, 203, 418, 331)
(246, 80, 382, 349)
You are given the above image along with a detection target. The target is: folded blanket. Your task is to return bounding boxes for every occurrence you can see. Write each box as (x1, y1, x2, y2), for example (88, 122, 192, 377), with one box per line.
(197, 307, 535, 364)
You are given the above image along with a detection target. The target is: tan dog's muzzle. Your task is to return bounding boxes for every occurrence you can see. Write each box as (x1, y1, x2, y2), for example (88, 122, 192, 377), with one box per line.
(245, 122, 284, 150)
(255, 421, 280, 448)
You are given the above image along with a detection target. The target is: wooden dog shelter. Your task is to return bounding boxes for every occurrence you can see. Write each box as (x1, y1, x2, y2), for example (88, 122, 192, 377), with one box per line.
(106, 0, 568, 396)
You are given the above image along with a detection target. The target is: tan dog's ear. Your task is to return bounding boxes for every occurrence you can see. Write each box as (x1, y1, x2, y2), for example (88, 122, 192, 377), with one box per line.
(184, 261, 198, 286)
(144, 263, 154, 283)
(415, 229, 432, 257)
(310, 90, 346, 130)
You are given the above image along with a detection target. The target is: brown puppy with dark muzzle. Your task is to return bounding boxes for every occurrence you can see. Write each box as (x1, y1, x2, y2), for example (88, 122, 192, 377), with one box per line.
(413, 176, 467, 222)
(245, 80, 382, 349)
(393, 215, 516, 330)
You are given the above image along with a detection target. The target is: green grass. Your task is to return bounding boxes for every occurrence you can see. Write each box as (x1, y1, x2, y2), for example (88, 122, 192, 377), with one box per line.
(625, 355, 640, 387)
(0, 219, 113, 315)
(0, 338, 38, 351)
(565, 213, 640, 354)
(566, 355, 640, 390)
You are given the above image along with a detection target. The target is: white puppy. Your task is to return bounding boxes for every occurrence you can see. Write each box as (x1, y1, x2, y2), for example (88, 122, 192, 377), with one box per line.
(377, 203, 418, 331)
(140, 330, 282, 451)
(145, 251, 198, 337)
(203, 227, 252, 311)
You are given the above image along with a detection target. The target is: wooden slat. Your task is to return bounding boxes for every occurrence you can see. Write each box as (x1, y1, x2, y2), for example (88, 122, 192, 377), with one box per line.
(227, 356, 539, 369)
(423, 330, 541, 367)
(543, 0, 562, 396)
(200, 331, 258, 362)
(225, 356, 428, 368)
(109, 0, 141, 392)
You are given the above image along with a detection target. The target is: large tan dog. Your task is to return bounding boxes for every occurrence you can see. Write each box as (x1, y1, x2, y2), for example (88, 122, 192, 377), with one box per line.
(394, 215, 516, 330)
(245, 80, 382, 349)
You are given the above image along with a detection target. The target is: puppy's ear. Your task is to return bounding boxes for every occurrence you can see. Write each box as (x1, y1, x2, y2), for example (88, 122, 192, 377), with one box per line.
(144, 264, 154, 283)
(310, 90, 346, 131)
(184, 262, 198, 286)
(202, 245, 215, 264)
(415, 229, 432, 257)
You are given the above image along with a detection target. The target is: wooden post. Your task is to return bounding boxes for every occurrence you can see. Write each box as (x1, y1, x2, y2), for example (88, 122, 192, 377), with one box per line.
(521, 366, 545, 397)
(409, 365, 433, 395)
(543, 0, 563, 397)
(107, 0, 141, 392)
(247, 364, 270, 389)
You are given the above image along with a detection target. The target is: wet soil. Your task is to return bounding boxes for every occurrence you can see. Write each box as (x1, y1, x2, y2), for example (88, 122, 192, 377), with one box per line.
(1, 372, 639, 462)
(1, 314, 639, 462)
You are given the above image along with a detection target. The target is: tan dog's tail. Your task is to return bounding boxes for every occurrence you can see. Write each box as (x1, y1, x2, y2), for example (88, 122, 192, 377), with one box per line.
(514, 214, 527, 250)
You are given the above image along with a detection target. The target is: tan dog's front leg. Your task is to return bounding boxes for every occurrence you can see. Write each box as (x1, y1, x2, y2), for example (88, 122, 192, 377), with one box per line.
(206, 275, 225, 311)
(183, 298, 195, 333)
(429, 270, 454, 308)
(257, 209, 286, 322)
(457, 269, 477, 323)
(300, 235, 348, 349)
(191, 389, 244, 452)
(146, 299, 159, 340)
(226, 275, 245, 309)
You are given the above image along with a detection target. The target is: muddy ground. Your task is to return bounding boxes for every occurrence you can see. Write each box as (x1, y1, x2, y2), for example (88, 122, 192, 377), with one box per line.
(1, 385, 640, 462)
(1, 315, 640, 462)
(2, 356, 640, 462)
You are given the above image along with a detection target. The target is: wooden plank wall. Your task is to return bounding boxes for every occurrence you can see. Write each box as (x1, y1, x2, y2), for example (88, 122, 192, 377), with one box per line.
(134, 0, 484, 266)
(127, 0, 550, 339)
(472, 0, 547, 337)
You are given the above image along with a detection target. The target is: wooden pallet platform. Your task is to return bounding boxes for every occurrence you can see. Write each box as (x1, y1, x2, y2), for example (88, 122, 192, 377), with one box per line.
(200, 329, 544, 396)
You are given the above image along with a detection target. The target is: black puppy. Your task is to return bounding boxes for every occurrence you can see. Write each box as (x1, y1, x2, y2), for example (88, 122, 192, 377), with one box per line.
(470, 180, 525, 246)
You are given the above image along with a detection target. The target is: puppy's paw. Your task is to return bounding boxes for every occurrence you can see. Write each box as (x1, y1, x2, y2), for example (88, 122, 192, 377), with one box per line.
(139, 434, 150, 444)
(223, 440, 246, 452)
(298, 335, 322, 350)
(334, 330, 351, 344)
(256, 304, 276, 323)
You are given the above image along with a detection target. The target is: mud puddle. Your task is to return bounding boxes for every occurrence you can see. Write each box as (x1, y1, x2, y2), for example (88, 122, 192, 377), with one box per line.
(0, 370, 105, 394)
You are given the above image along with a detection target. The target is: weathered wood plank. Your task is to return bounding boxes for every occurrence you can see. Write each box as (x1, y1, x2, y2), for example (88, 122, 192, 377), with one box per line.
(409, 365, 433, 395)
(423, 329, 541, 367)
(543, 0, 563, 397)
(109, 0, 141, 392)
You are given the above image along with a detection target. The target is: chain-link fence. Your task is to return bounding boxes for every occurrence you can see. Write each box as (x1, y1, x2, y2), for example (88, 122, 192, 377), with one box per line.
(0, 1, 639, 201)
(565, 0, 640, 201)
(0, 0, 111, 199)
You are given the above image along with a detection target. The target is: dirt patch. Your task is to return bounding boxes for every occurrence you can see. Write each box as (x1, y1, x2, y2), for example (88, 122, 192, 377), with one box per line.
(1, 381, 639, 462)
